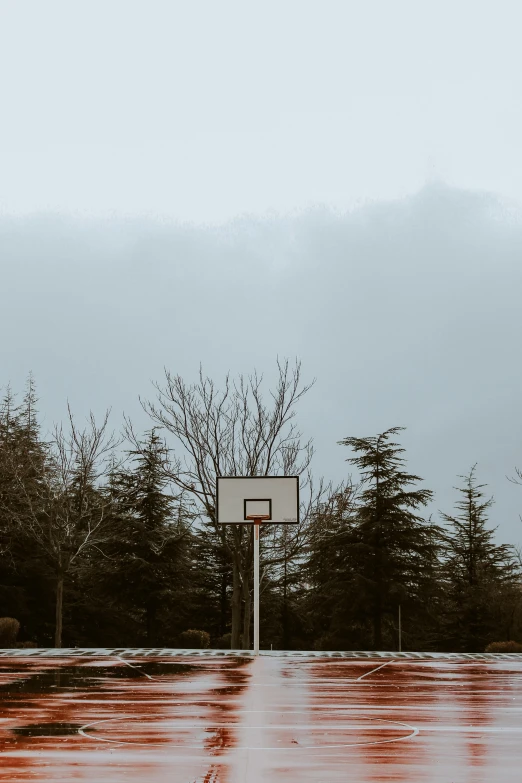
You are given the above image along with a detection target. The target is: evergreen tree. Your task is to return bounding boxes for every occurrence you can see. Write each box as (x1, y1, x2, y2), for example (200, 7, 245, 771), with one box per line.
(104, 429, 192, 645)
(304, 484, 362, 650)
(338, 427, 440, 649)
(440, 464, 520, 651)
(0, 379, 53, 642)
(3, 373, 522, 654)
(185, 525, 231, 643)
(0, 385, 23, 622)
(0, 385, 19, 559)
(272, 524, 304, 649)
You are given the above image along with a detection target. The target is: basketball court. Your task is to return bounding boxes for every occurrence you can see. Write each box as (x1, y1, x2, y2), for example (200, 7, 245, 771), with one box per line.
(3, 480, 520, 780)
(1, 648, 522, 782)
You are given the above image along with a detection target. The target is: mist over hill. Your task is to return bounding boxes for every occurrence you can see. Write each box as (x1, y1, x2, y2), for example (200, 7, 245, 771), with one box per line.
(2, 182, 522, 544)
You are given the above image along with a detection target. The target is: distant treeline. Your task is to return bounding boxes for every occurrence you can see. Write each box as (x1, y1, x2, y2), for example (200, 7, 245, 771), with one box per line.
(1, 361, 521, 653)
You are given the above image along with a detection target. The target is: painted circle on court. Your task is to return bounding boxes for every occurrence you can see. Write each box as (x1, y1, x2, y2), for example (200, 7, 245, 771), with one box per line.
(79, 710, 418, 750)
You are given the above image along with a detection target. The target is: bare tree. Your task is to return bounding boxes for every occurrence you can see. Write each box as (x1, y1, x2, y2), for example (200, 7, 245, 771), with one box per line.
(132, 358, 317, 648)
(11, 406, 119, 647)
(507, 467, 522, 487)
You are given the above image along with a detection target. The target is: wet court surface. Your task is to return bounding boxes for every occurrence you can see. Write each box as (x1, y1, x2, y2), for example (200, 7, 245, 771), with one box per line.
(1, 652, 521, 782)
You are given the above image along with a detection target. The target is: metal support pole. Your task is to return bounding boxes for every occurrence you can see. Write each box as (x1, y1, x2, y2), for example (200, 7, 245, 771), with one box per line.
(254, 522, 260, 656)
(398, 604, 402, 653)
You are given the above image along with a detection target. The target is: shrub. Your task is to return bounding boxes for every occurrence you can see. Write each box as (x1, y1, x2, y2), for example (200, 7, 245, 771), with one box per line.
(215, 632, 245, 649)
(485, 641, 522, 653)
(15, 641, 38, 649)
(178, 629, 210, 649)
(215, 633, 232, 649)
(314, 633, 338, 652)
(0, 618, 20, 647)
(216, 633, 243, 650)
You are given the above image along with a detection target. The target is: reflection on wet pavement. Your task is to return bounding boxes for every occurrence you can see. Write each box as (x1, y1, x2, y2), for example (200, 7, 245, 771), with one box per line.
(0, 654, 521, 781)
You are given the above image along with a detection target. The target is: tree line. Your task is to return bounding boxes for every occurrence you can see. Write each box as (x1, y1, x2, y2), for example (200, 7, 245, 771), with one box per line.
(0, 361, 521, 653)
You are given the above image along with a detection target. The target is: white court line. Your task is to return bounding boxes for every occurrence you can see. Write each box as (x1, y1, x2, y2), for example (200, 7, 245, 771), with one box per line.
(78, 713, 419, 750)
(115, 656, 155, 680)
(356, 660, 394, 681)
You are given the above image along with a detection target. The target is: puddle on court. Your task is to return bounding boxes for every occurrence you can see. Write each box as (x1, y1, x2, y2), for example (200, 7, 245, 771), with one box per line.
(1, 655, 521, 782)
(11, 722, 96, 737)
(0, 655, 251, 783)
(0, 660, 196, 695)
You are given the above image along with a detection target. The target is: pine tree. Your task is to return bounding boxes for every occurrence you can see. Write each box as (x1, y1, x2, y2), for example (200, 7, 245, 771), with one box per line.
(0, 379, 53, 641)
(252, 522, 309, 650)
(440, 464, 520, 651)
(105, 429, 192, 645)
(0, 386, 22, 622)
(0, 385, 19, 557)
(304, 485, 361, 649)
(338, 427, 440, 649)
(185, 525, 231, 643)
(69, 452, 141, 646)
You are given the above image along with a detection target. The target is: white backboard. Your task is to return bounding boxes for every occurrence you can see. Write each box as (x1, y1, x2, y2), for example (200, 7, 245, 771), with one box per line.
(216, 476, 299, 525)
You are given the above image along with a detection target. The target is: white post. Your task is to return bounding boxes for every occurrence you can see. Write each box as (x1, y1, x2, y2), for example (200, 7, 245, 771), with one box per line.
(254, 522, 260, 656)
(398, 604, 402, 653)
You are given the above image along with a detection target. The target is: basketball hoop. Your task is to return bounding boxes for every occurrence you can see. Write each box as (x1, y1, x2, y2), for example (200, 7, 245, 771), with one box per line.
(246, 514, 270, 540)
(216, 477, 299, 655)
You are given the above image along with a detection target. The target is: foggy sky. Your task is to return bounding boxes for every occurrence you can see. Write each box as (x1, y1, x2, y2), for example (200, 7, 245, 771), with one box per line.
(1, 1, 522, 221)
(2, 184, 522, 545)
(1, 1, 522, 545)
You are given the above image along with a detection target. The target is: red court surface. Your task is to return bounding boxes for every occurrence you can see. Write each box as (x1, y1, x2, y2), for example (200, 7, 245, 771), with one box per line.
(1, 652, 522, 782)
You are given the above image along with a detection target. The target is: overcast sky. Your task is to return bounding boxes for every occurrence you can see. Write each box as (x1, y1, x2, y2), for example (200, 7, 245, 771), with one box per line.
(2, 0, 522, 221)
(1, 1, 522, 545)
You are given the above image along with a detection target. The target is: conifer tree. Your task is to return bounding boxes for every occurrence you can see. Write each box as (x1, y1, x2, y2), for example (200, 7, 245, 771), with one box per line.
(304, 483, 362, 649)
(0, 385, 19, 557)
(338, 427, 440, 649)
(105, 429, 193, 645)
(440, 465, 520, 651)
(0, 386, 21, 618)
(0, 379, 52, 636)
(186, 526, 231, 643)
